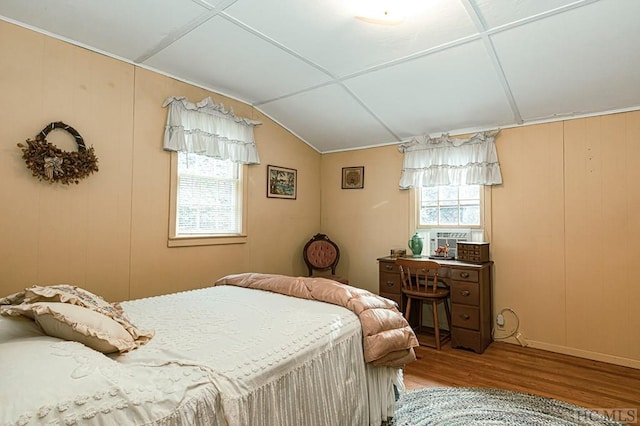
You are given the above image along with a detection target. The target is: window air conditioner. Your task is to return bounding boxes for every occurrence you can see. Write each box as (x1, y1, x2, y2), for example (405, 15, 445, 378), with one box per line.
(425, 229, 472, 258)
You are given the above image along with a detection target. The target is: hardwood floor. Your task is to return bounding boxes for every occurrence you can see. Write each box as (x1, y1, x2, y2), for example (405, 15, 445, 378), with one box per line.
(403, 342, 640, 416)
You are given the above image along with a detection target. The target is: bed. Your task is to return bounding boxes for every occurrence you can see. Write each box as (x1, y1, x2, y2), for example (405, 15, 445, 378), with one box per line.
(0, 274, 418, 426)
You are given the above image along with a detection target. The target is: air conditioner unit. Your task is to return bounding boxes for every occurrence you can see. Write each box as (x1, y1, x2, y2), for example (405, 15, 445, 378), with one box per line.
(425, 229, 472, 258)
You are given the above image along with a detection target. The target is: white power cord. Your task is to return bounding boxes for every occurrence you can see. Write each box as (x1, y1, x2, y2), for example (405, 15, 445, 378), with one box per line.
(492, 307, 528, 347)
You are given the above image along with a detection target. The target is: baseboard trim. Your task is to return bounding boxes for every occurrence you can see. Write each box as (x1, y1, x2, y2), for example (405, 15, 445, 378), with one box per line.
(518, 339, 640, 370)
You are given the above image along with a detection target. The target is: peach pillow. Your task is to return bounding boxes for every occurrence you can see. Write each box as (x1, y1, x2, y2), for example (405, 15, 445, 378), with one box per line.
(32, 302, 135, 353)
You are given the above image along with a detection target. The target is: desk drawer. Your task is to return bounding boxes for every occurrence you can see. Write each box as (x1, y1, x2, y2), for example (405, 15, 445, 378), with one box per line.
(380, 262, 399, 274)
(451, 305, 480, 330)
(451, 269, 479, 283)
(436, 267, 451, 279)
(451, 327, 483, 353)
(450, 282, 479, 305)
(379, 272, 401, 294)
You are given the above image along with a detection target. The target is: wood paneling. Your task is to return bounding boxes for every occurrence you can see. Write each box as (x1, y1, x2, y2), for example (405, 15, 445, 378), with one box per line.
(490, 114, 640, 366)
(491, 123, 567, 346)
(0, 22, 134, 302)
(564, 112, 640, 359)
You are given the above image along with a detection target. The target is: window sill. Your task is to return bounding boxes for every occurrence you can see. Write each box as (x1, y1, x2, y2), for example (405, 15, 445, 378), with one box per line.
(168, 234, 247, 247)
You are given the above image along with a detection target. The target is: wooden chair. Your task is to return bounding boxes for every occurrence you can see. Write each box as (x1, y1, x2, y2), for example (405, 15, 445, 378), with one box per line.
(303, 233, 348, 284)
(395, 258, 451, 350)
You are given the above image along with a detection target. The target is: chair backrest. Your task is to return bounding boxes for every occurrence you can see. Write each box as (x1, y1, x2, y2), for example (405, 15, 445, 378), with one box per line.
(303, 233, 340, 276)
(395, 258, 440, 293)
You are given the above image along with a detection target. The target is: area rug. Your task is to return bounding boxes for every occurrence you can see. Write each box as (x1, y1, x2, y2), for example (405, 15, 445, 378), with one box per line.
(390, 387, 624, 425)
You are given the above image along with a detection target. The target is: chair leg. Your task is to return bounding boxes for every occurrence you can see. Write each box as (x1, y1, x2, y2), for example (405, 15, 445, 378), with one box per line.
(404, 297, 412, 321)
(444, 298, 452, 331)
(432, 300, 440, 350)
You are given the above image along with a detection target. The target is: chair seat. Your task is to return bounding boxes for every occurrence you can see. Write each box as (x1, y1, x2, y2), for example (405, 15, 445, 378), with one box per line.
(402, 287, 449, 299)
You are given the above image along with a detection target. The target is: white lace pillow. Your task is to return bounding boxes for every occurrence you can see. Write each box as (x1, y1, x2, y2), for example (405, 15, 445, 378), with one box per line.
(32, 302, 135, 353)
(6, 284, 154, 349)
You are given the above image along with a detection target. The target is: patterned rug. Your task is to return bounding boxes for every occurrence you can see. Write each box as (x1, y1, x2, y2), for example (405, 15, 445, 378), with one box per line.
(390, 387, 625, 425)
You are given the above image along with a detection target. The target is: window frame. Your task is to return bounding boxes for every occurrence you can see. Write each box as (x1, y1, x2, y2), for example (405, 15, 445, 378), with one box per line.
(168, 152, 248, 247)
(416, 185, 483, 229)
(410, 185, 492, 239)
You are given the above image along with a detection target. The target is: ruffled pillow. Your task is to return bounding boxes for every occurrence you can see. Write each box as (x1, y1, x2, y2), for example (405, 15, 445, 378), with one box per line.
(0, 285, 153, 352)
(32, 302, 135, 353)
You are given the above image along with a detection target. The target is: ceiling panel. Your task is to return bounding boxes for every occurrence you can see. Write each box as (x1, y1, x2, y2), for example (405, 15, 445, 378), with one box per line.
(491, 0, 640, 120)
(0, 0, 207, 60)
(143, 16, 333, 104)
(1, 0, 638, 153)
(260, 84, 397, 152)
(344, 40, 516, 139)
(474, 0, 582, 28)
(223, 0, 478, 77)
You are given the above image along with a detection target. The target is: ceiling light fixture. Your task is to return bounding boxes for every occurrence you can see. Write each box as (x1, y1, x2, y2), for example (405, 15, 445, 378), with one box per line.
(354, 1, 405, 25)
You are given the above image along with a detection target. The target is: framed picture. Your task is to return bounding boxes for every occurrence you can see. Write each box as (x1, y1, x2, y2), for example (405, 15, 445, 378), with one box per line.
(267, 165, 297, 199)
(342, 166, 364, 189)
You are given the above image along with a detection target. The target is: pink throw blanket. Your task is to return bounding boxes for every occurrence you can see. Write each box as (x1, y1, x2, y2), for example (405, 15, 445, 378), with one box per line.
(215, 273, 418, 368)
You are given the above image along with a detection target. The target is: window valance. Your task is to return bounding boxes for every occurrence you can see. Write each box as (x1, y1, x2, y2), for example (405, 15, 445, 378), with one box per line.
(163, 96, 261, 164)
(398, 130, 502, 189)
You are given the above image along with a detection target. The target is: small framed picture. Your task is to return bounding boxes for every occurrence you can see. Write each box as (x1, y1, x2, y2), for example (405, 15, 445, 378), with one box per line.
(342, 166, 364, 189)
(267, 165, 297, 199)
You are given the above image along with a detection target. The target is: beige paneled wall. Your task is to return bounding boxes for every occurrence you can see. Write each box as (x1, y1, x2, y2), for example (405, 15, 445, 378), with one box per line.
(491, 123, 567, 347)
(320, 145, 409, 294)
(247, 109, 322, 276)
(0, 21, 134, 302)
(0, 21, 320, 301)
(563, 112, 640, 362)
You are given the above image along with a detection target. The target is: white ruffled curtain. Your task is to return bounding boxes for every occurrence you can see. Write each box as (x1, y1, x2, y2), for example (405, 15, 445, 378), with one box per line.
(163, 96, 261, 164)
(398, 130, 502, 189)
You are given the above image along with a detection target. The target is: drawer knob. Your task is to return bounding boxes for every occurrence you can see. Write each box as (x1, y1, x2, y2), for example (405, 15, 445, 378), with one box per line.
(460, 272, 470, 278)
(386, 281, 395, 287)
(460, 290, 470, 296)
(460, 314, 470, 320)
(385, 265, 393, 270)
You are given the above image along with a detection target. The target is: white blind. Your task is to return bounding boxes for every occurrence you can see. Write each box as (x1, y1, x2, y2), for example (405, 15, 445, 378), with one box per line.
(176, 153, 240, 235)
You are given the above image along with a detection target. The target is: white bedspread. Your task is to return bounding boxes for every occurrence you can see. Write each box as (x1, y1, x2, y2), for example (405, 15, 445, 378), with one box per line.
(0, 315, 223, 426)
(118, 285, 401, 426)
(0, 285, 400, 426)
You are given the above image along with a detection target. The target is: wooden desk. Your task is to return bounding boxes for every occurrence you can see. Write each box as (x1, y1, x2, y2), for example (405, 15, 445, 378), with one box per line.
(377, 256, 493, 354)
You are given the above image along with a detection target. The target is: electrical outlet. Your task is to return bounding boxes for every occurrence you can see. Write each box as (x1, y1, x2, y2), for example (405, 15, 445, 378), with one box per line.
(496, 313, 505, 327)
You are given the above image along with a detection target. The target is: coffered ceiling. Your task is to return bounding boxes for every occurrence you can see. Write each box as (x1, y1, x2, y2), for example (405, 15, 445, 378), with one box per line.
(1, 0, 638, 152)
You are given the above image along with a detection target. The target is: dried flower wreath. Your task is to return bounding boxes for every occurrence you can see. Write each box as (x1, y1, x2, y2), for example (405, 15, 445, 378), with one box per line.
(17, 122, 99, 185)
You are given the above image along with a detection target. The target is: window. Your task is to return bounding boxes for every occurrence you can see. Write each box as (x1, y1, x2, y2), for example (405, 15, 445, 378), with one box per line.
(418, 185, 481, 227)
(414, 184, 486, 257)
(169, 152, 247, 247)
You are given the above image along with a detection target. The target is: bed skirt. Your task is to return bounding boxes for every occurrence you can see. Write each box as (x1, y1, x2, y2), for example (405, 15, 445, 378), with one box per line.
(216, 332, 401, 426)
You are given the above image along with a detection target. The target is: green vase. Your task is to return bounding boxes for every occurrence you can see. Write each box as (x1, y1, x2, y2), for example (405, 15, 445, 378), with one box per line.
(408, 233, 424, 258)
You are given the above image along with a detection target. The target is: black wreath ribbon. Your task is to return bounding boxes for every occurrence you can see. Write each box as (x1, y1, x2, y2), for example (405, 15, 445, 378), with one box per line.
(17, 121, 99, 185)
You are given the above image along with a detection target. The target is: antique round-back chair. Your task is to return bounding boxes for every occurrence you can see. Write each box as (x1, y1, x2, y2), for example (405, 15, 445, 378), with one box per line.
(302, 233, 348, 284)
